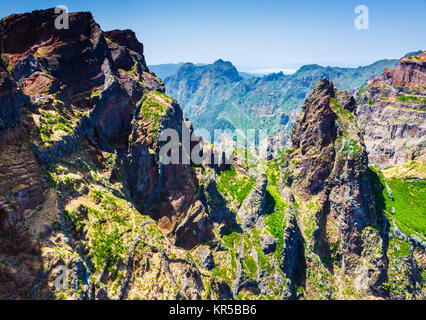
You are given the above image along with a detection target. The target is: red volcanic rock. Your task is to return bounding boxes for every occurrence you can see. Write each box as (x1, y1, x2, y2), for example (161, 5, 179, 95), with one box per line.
(0, 8, 185, 229)
(0, 8, 109, 97)
(21, 73, 55, 97)
(383, 51, 426, 87)
(0, 9, 94, 64)
(0, 7, 206, 300)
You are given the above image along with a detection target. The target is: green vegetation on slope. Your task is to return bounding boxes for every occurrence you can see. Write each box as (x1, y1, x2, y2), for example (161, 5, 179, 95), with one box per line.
(369, 166, 426, 240)
(396, 95, 426, 104)
(138, 91, 172, 130)
(216, 166, 256, 206)
(264, 160, 288, 257)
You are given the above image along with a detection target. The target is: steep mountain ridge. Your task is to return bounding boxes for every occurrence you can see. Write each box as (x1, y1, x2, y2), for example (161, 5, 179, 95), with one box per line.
(352, 53, 426, 299)
(165, 58, 399, 144)
(0, 8, 424, 300)
(283, 78, 386, 297)
(356, 51, 425, 168)
(0, 8, 203, 299)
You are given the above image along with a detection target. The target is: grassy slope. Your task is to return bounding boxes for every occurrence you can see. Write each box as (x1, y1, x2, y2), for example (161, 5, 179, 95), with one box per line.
(369, 165, 426, 240)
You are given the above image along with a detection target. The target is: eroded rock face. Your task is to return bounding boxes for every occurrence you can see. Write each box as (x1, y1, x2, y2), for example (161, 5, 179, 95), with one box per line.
(0, 67, 28, 134)
(198, 247, 215, 270)
(383, 51, 426, 88)
(104, 29, 144, 57)
(127, 92, 196, 234)
(285, 78, 386, 296)
(1, 9, 111, 95)
(0, 8, 423, 301)
(290, 78, 337, 196)
(0, 65, 45, 217)
(237, 174, 267, 230)
(0, 7, 195, 232)
(279, 209, 305, 298)
(356, 51, 426, 168)
(260, 234, 276, 254)
(0, 8, 203, 300)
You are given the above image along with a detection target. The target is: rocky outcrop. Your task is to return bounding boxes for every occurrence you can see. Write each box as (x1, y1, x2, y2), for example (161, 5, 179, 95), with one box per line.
(127, 91, 196, 235)
(104, 30, 144, 57)
(383, 51, 426, 88)
(0, 7, 197, 232)
(198, 247, 215, 270)
(1, 9, 111, 96)
(289, 78, 337, 196)
(356, 51, 426, 168)
(285, 78, 387, 296)
(237, 174, 267, 230)
(0, 8, 203, 300)
(0, 67, 30, 135)
(260, 234, 276, 254)
(0, 64, 45, 218)
(33, 115, 92, 165)
(279, 209, 305, 298)
(0, 8, 423, 301)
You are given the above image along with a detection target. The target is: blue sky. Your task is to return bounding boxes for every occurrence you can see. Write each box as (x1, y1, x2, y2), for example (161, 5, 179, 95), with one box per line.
(1, 0, 425, 71)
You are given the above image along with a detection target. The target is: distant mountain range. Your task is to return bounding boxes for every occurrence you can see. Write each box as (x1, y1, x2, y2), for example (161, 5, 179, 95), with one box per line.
(149, 62, 261, 81)
(1, 7, 424, 301)
(163, 58, 400, 142)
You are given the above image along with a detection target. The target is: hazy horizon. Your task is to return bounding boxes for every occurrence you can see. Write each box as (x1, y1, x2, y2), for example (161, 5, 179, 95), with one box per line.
(147, 53, 419, 76)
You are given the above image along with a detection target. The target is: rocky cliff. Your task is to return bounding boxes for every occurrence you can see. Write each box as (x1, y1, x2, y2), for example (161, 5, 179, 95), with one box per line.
(383, 51, 426, 88)
(354, 51, 426, 299)
(0, 8, 203, 300)
(356, 51, 425, 168)
(0, 9, 424, 300)
(283, 78, 386, 297)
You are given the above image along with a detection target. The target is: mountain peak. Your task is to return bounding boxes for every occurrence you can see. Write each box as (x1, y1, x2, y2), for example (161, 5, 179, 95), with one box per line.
(209, 59, 242, 82)
(291, 77, 337, 152)
(213, 58, 227, 64)
(104, 29, 144, 55)
(212, 59, 234, 67)
(312, 77, 335, 95)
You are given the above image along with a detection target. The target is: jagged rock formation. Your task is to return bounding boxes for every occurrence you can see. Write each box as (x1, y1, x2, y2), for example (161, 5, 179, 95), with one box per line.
(383, 51, 426, 88)
(237, 174, 267, 230)
(356, 51, 425, 168)
(0, 8, 203, 300)
(0, 8, 423, 301)
(127, 91, 195, 234)
(0, 8, 286, 301)
(280, 78, 387, 297)
(354, 51, 426, 299)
